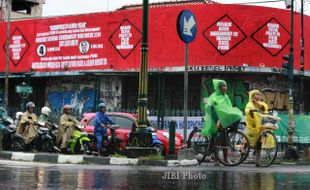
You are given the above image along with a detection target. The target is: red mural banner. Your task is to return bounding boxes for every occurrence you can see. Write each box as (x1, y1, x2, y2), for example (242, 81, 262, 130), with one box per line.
(0, 4, 309, 73)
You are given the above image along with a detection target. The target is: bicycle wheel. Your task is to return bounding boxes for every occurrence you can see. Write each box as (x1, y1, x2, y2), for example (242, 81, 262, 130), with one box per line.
(187, 128, 213, 164)
(255, 130, 278, 167)
(214, 130, 250, 166)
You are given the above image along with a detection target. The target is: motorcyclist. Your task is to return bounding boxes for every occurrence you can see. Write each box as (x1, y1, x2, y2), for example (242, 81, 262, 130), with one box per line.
(0, 98, 7, 151)
(17, 102, 38, 145)
(57, 104, 80, 152)
(94, 103, 115, 156)
(38, 107, 52, 128)
(14, 112, 24, 127)
(132, 110, 156, 132)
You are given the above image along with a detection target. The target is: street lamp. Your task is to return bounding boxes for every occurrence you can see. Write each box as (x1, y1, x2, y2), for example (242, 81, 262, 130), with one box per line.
(4, 0, 12, 110)
(127, 0, 156, 158)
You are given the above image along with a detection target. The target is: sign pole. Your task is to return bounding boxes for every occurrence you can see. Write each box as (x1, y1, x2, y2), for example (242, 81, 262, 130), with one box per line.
(177, 10, 197, 146)
(184, 43, 189, 143)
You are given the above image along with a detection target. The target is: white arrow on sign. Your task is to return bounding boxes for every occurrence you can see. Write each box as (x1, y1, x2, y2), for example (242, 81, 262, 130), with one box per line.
(183, 15, 196, 36)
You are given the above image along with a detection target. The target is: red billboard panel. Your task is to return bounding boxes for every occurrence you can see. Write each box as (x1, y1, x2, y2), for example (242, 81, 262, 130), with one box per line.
(109, 19, 142, 59)
(0, 4, 309, 73)
(203, 15, 247, 55)
(251, 18, 290, 56)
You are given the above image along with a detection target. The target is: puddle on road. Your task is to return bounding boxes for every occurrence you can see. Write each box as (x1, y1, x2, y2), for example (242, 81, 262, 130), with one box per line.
(0, 166, 309, 189)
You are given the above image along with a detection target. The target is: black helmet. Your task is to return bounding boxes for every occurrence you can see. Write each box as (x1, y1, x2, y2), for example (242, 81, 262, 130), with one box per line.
(26, 102, 35, 111)
(98, 103, 106, 109)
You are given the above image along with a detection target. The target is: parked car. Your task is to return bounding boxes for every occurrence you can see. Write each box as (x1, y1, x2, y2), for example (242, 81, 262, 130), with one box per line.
(81, 112, 184, 155)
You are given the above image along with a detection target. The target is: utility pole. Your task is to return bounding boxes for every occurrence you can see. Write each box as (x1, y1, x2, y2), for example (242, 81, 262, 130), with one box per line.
(300, 0, 304, 73)
(285, 0, 299, 160)
(4, 0, 12, 110)
(299, 0, 305, 113)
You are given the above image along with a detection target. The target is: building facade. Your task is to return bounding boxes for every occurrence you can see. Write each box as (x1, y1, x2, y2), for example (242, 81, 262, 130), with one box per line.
(0, 0, 45, 20)
(0, 2, 309, 122)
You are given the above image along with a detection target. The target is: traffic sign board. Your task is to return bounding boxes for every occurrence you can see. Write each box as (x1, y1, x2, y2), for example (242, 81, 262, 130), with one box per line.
(177, 10, 197, 43)
(15, 85, 33, 94)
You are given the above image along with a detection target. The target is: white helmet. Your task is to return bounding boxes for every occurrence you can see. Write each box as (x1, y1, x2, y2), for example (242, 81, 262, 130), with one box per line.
(41, 107, 52, 116)
(15, 112, 24, 120)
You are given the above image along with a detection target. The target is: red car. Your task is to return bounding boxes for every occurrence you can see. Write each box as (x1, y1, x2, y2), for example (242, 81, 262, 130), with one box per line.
(81, 112, 184, 155)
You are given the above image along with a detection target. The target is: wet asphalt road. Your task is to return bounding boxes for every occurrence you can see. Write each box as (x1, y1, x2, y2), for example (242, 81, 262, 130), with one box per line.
(0, 160, 310, 190)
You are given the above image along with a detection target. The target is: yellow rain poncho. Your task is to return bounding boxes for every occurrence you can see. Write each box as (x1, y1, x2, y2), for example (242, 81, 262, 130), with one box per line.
(202, 79, 243, 137)
(245, 90, 269, 147)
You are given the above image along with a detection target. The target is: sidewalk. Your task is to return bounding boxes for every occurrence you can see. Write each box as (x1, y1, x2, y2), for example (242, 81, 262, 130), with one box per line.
(0, 151, 198, 167)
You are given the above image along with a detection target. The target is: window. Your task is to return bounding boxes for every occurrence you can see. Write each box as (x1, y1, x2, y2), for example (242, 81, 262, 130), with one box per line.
(87, 115, 115, 126)
(87, 118, 94, 126)
(12, 1, 36, 15)
(114, 116, 134, 129)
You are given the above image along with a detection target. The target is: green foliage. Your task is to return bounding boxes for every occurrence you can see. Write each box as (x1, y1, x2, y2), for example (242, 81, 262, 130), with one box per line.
(139, 154, 164, 161)
(112, 153, 126, 158)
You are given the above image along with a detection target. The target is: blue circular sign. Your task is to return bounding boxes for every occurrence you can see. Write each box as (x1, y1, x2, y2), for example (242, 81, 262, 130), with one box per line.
(177, 10, 197, 43)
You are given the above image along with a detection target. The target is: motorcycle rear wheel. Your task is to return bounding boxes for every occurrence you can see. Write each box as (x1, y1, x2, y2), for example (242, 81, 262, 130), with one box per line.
(41, 139, 55, 152)
(75, 141, 92, 155)
(11, 138, 24, 151)
(115, 141, 126, 155)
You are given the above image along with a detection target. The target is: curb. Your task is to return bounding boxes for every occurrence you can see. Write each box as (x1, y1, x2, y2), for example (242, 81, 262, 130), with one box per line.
(0, 151, 198, 167)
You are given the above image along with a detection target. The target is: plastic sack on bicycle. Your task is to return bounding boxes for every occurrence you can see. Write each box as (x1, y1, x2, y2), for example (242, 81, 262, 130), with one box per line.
(245, 90, 269, 147)
(202, 79, 242, 137)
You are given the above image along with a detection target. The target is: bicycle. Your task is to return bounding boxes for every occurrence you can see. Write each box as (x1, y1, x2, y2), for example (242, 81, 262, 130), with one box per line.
(246, 111, 280, 167)
(187, 122, 250, 166)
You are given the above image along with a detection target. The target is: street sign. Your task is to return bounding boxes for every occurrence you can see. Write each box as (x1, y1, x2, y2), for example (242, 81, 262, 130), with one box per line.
(15, 85, 33, 94)
(177, 10, 197, 143)
(177, 10, 197, 43)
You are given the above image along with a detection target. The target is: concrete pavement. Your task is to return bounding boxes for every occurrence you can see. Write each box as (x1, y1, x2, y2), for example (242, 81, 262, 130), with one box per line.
(0, 151, 198, 166)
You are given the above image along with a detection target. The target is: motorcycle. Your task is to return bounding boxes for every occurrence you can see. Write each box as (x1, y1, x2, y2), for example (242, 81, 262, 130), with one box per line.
(44, 121, 59, 148)
(66, 123, 92, 155)
(147, 126, 164, 155)
(26, 120, 59, 152)
(89, 125, 126, 156)
(1, 117, 24, 151)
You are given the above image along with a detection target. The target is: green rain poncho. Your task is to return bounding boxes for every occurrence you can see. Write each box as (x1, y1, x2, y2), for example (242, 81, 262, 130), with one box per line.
(201, 79, 243, 137)
(0, 107, 7, 129)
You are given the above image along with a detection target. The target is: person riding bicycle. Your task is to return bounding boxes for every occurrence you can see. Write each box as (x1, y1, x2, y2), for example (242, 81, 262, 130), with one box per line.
(17, 102, 38, 146)
(202, 79, 243, 137)
(245, 90, 280, 166)
(201, 79, 243, 165)
(94, 103, 115, 156)
(57, 104, 80, 152)
(245, 90, 279, 147)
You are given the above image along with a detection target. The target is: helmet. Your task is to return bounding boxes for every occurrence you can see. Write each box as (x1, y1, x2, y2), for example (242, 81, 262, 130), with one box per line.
(41, 107, 52, 116)
(15, 112, 24, 120)
(63, 104, 72, 113)
(98, 103, 106, 109)
(26, 102, 35, 111)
